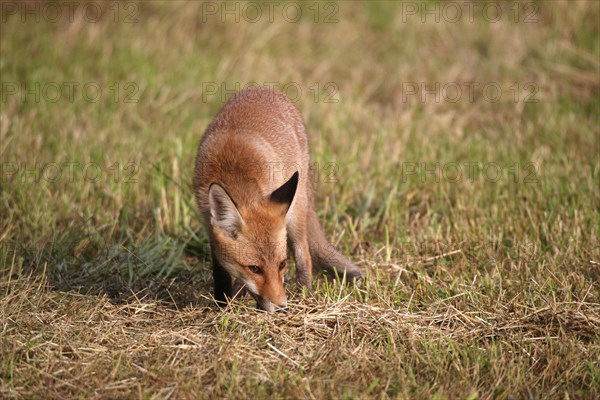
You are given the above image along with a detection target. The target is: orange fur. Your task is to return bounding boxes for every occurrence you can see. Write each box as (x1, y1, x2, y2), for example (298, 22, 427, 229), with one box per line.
(193, 87, 362, 311)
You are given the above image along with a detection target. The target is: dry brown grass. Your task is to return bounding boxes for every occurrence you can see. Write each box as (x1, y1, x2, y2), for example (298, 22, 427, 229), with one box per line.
(2, 267, 599, 399)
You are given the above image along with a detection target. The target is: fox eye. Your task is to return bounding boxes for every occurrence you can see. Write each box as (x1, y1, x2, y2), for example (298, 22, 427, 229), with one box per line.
(247, 265, 262, 275)
(279, 260, 287, 271)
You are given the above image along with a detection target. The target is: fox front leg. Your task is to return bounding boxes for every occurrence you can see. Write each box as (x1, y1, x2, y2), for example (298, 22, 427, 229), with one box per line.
(291, 237, 313, 290)
(212, 258, 232, 306)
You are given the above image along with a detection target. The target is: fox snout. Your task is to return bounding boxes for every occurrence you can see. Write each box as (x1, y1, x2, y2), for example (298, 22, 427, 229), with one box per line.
(256, 296, 288, 312)
(248, 283, 287, 311)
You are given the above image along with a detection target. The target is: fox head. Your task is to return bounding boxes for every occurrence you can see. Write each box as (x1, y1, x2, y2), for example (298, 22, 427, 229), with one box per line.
(208, 171, 299, 311)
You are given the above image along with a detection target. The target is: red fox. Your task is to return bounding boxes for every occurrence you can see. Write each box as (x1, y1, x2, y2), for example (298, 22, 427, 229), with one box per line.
(193, 87, 362, 311)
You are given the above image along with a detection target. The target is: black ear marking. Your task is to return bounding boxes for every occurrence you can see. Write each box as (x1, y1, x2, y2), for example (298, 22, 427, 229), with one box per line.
(269, 171, 299, 210)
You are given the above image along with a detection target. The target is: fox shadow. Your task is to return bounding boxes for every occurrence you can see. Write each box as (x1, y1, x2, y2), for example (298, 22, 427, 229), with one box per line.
(5, 226, 216, 310)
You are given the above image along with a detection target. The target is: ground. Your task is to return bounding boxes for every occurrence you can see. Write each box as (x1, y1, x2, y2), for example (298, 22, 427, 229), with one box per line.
(1, 1, 599, 399)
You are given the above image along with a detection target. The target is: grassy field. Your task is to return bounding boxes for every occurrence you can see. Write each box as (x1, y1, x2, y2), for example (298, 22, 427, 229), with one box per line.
(1, 1, 599, 399)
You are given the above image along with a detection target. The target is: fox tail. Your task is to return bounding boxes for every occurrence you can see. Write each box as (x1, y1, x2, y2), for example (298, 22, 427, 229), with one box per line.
(307, 209, 363, 282)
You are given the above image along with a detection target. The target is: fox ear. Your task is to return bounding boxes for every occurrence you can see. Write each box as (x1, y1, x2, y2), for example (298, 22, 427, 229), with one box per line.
(269, 171, 299, 215)
(209, 184, 243, 237)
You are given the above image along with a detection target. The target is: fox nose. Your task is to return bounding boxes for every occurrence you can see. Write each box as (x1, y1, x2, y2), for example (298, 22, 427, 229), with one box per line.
(255, 296, 287, 312)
